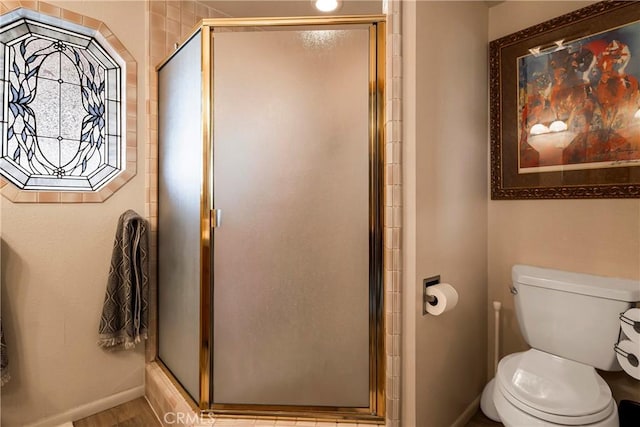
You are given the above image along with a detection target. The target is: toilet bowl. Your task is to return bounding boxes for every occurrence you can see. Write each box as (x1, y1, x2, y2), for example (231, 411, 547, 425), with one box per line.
(491, 265, 640, 426)
(493, 350, 618, 427)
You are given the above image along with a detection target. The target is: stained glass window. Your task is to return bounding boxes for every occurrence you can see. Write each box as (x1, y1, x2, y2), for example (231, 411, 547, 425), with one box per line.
(0, 11, 124, 191)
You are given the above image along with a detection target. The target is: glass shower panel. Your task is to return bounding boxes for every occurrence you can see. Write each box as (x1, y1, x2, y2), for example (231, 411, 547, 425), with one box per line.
(158, 33, 202, 401)
(212, 27, 371, 407)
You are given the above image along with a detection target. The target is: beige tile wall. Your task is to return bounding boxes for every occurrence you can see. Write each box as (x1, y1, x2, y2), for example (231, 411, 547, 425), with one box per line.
(384, 2, 401, 426)
(144, 1, 402, 426)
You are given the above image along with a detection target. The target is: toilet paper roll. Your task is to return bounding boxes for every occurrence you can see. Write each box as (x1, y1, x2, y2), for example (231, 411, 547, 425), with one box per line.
(425, 283, 459, 316)
(621, 307, 640, 342)
(616, 339, 640, 381)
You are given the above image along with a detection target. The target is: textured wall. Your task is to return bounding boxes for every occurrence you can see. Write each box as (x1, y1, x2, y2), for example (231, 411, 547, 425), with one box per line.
(0, 1, 147, 426)
(488, 0, 640, 406)
(403, 1, 489, 426)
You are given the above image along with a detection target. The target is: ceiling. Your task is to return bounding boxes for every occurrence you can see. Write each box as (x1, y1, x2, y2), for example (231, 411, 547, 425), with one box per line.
(201, 1, 504, 20)
(201, 0, 384, 17)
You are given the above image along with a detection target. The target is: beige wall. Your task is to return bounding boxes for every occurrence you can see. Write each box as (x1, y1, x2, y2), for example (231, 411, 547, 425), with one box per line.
(0, 1, 147, 426)
(488, 0, 640, 404)
(403, 2, 489, 426)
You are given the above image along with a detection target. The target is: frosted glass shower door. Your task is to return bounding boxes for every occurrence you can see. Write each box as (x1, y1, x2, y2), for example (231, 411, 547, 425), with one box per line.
(212, 27, 372, 408)
(157, 33, 202, 401)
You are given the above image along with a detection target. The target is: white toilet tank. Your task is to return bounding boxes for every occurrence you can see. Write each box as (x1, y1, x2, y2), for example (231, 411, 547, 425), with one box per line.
(512, 265, 640, 371)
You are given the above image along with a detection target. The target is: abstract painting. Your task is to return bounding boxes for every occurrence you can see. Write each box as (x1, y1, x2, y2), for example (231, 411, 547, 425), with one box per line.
(490, 0, 640, 199)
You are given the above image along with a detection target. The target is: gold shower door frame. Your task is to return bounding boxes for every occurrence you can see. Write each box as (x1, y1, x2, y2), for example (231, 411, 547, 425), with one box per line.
(161, 15, 386, 422)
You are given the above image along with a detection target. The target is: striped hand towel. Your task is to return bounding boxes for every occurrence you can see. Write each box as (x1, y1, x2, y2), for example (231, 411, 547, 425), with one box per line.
(1, 317, 9, 386)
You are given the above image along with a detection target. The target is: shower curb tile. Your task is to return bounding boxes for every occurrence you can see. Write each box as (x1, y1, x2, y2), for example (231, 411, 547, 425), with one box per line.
(215, 420, 241, 426)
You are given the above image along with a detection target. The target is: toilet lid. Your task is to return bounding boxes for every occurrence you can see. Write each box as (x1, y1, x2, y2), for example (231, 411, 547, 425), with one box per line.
(496, 349, 612, 417)
(495, 376, 615, 425)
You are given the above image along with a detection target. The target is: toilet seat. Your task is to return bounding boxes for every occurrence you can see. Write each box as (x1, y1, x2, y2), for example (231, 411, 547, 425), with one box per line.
(494, 382, 619, 427)
(495, 349, 615, 425)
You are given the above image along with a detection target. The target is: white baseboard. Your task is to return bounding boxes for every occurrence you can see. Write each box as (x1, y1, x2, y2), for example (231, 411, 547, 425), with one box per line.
(451, 395, 481, 427)
(24, 385, 145, 427)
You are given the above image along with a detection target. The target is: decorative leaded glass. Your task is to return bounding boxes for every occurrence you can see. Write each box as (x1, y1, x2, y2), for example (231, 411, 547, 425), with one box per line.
(0, 10, 125, 191)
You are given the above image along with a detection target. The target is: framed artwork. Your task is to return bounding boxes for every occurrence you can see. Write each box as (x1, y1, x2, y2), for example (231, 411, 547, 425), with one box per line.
(490, 1, 640, 199)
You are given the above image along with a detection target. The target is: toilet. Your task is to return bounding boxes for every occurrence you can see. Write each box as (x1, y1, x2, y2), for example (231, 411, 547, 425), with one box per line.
(492, 265, 640, 427)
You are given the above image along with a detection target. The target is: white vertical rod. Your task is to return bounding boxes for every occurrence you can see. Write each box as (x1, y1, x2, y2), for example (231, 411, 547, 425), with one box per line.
(493, 301, 502, 374)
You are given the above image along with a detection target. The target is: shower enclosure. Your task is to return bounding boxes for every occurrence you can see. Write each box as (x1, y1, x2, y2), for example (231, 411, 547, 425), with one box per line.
(157, 15, 385, 421)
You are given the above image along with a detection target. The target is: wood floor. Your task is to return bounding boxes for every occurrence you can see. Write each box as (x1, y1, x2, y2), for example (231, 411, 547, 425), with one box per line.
(465, 409, 503, 427)
(73, 397, 161, 427)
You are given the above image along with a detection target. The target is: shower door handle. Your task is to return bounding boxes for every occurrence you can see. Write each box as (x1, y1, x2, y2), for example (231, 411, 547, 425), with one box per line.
(211, 209, 222, 228)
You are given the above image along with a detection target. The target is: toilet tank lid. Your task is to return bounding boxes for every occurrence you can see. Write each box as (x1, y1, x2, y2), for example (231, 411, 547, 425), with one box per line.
(513, 265, 640, 302)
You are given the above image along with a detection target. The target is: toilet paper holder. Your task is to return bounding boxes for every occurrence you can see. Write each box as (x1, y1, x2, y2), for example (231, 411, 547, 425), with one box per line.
(620, 312, 640, 334)
(614, 343, 639, 368)
(423, 275, 441, 315)
(614, 310, 640, 369)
